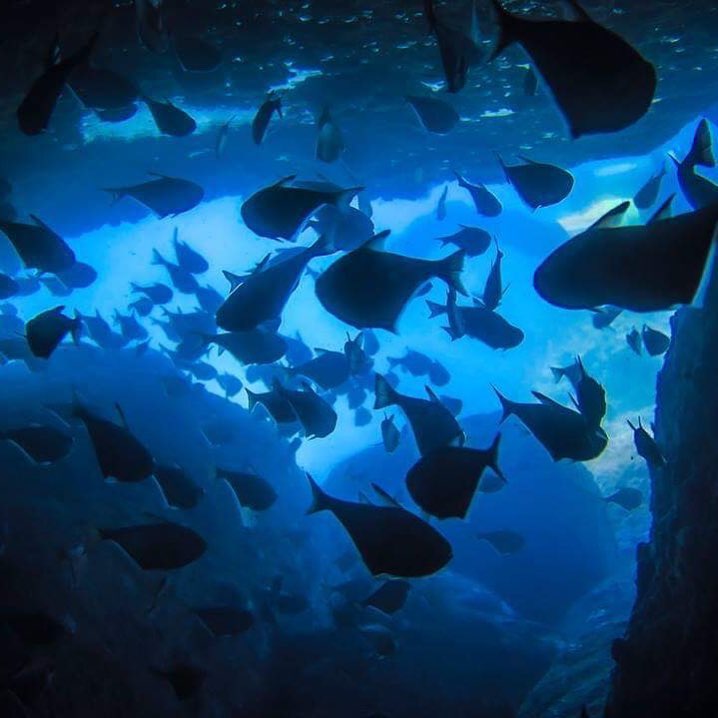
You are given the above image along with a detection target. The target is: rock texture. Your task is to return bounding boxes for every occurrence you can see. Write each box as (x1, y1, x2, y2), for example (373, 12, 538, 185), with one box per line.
(605, 273, 718, 716)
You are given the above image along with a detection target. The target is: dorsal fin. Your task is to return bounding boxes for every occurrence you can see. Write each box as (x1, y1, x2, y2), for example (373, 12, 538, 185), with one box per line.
(647, 194, 675, 225)
(29, 214, 54, 233)
(273, 174, 297, 188)
(531, 390, 564, 409)
(588, 201, 631, 231)
(424, 385, 441, 403)
(362, 229, 391, 251)
(222, 270, 242, 291)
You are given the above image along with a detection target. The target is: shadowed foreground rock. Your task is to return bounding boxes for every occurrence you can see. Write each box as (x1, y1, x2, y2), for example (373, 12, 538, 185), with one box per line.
(606, 266, 718, 716)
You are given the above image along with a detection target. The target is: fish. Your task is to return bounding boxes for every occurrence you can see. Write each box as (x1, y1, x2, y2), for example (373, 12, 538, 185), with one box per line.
(0, 216, 76, 273)
(642, 324, 670, 356)
(669, 119, 718, 210)
(68, 398, 154, 482)
(195, 285, 224, 314)
(217, 467, 277, 511)
(251, 92, 282, 145)
(246, 384, 298, 425)
(374, 374, 464, 455)
(454, 171, 502, 217)
(316, 231, 465, 331)
(142, 96, 196, 136)
(173, 229, 209, 274)
(361, 580, 411, 615)
(152, 248, 200, 293)
(551, 360, 583, 386)
(306, 473, 452, 578)
(200, 330, 287, 365)
(69, 65, 138, 110)
(104, 174, 204, 218)
(25, 306, 82, 358)
(56, 261, 97, 289)
(387, 349, 434, 378)
(573, 357, 606, 430)
(604, 487, 643, 511)
(308, 204, 375, 252)
(0, 273, 19, 299)
(216, 235, 329, 331)
(494, 388, 608, 462)
(77, 310, 126, 349)
(215, 116, 234, 158)
(406, 95, 459, 134)
(96, 103, 138, 122)
(627, 417, 665, 468)
(217, 373, 243, 398)
(0, 424, 74, 464)
(135, 0, 169, 53)
(428, 361, 450, 387)
(424, 0, 481, 93)
(17, 31, 98, 135)
(436, 225, 492, 256)
(173, 35, 222, 72)
(590, 305, 622, 330)
(406, 435, 504, 519)
(480, 238, 504, 310)
(276, 381, 338, 438)
(428, 291, 524, 349)
(316, 107, 344, 163)
(152, 664, 206, 700)
(497, 155, 574, 209)
(533, 202, 718, 312)
(354, 406, 372, 427)
(436, 184, 448, 220)
(489, 0, 656, 138)
(98, 521, 206, 570)
(114, 310, 148, 342)
(131, 281, 173, 304)
(633, 163, 667, 209)
(194, 607, 254, 636)
(626, 327, 642, 355)
(130, 299, 155, 320)
(476, 529, 525, 555)
(154, 464, 204, 509)
(287, 349, 351, 390)
(344, 332, 370, 374)
(241, 175, 360, 240)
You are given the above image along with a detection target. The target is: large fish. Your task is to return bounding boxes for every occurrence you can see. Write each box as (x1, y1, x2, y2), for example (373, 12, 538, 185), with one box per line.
(241, 175, 360, 240)
(480, 239, 504, 310)
(17, 32, 98, 135)
(406, 436, 504, 519)
(534, 202, 718, 312)
(316, 230, 465, 331)
(374, 374, 464, 455)
(306, 473, 452, 578)
(69, 65, 138, 110)
(216, 235, 328, 332)
(276, 381, 337, 439)
(104, 174, 204, 217)
(436, 225, 491, 256)
(494, 388, 608, 462)
(497, 155, 574, 209)
(173, 229, 208, 274)
(489, 0, 656, 137)
(25, 306, 81, 358)
(0, 216, 76, 274)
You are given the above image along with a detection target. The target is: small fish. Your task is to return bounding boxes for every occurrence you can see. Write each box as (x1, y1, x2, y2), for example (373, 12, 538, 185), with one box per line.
(173, 35, 222, 72)
(375, 374, 464, 456)
(406, 95, 459, 135)
(287, 349, 351, 390)
(436, 225, 492, 256)
(217, 373, 243, 398)
(252, 92, 282, 145)
(104, 173, 204, 218)
(626, 327, 642, 355)
(590, 305, 622, 330)
(436, 184, 449, 220)
(381, 413, 401, 453)
(25, 306, 82, 358)
(316, 106, 344, 163)
(131, 281, 173, 304)
(154, 464, 204, 509)
(276, 381, 338, 439)
(142, 96, 196, 137)
(98, 521, 206, 570)
(0, 424, 73, 464)
(497, 154, 574, 209)
(77, 309, 126, 349)
(215, 116, 234, 158)
(173, 229, 208, 274)
(316, 231, 465, 331)
(633, 163, 667, 209)
(454, 171, 502, 217)
(306, 473, 452, 578)
(152, 248, 200, 294)
(477, 529, 525, 555)
(195, 284, 224, 313)
(627, 417, 665, 468)
(0, 216, 76, 273)
(406, 435, 504, 519)
(551, 360, 582, 386)
(217, 467, 277, 511)
(604, 487, 643, 511)
(641, 324, 670, 356)
(480, 238, 504, 310)
(114, 310, 148, 342)
(361, 580, 411, 615)
(387, 349, 434, 378)
(573, 357, 607, 430)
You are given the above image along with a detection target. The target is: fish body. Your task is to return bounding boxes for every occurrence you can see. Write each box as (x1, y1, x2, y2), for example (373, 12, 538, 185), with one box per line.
(477, 529, 525, 555)
(0, 425, 74, 464)
(143, 96, 196, 136)
(481, 240, 504, 310)
(152, 249, 200, 293)
(276, 381, 337, 438)
(246, 385, 298, 425)
(0, 216, 75, 273)
(626, 327, 642, 355)
(436, 184, 449, 220)
(105, 174, 204, 218)
(627, 417, 665, 468)
(70, 65, 138, 110)
(217, 467, 277, 511)
(642, 324, 670, 356)
(362, 580, 411, 614)
(497, 155, 574, 209)
(671, 119, 718, 210)
(454, 172, 502, 216)
(436, 225, 491, 256)
(288, 350, 351, 390)
(252, 92, 282, 145)
(131, 281, 173, 304)
(26, 306, 81, 358)
(203, 330, 287, 365)
(154, 464, 204, 509)
(173, 230, 208, 273)
(605, 487, 643, 511)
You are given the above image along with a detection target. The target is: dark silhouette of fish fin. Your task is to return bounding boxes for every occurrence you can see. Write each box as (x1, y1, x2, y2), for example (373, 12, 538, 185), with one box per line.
(374, 373, 398, 410)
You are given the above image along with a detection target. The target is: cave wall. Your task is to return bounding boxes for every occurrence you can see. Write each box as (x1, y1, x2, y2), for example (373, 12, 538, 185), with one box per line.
(605, 268, 718, 716)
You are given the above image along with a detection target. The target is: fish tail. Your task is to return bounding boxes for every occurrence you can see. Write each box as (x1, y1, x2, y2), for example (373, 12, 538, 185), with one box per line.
(426, 299, 447, 318)
(151, 248, 166, 266)
(627, 418, 637, 431)
(492, 386, 513, 423)
(550, 367, 564, 383)
(306, 473, 330, 514)
(435, 249, 467, 296)
(245, 388, 258, 412)
(374, 373, 398, 410)
(488, 0, 516, 61)
(486, 433, 507, 482)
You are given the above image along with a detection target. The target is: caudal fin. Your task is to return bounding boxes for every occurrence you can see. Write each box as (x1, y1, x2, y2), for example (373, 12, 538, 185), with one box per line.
(435, 249, 467, 295)
(550, 367, 564, 383)
(306, 473, 331, 514)
(151, 249, 166, 267)
(485, 433, 506, 482)
(492, 386, 514, 423)
(374, 373, 399, 410)
(426, 299, 447, 318)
